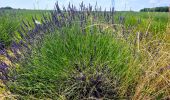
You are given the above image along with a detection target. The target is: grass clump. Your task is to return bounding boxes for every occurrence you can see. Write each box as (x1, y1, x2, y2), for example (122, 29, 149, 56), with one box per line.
(8, 21, 138, 99)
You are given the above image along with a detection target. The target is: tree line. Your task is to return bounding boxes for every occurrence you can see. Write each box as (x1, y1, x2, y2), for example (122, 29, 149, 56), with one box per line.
(0, 7, 13, 10)
(140, 6, 169, 12)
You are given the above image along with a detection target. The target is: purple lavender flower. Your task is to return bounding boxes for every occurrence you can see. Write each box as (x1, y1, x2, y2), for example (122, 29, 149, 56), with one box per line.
(62, 6, 66, 12)
(0, 42, 5, 50)
(0, 43, 6, 55)
(11, 41, 20, 49)
(80, 1, 84, 11)
(95, 2, 98, 11)
(11, 51, 20, 61)
(0, 62, 9, 81)
(55, 2, 61, 13)
(0, 49, 6, 55)
(0, 62, 8, 69)
(19, 40, 29, 49)
(5, 53, 13, 62)
(89, 4, 92, 12)
(111, 7, 115, 24)
(119, 16, 125, 24)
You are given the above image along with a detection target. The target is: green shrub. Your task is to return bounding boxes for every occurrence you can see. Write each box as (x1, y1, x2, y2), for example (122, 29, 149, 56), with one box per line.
(8, 19, 140, 99)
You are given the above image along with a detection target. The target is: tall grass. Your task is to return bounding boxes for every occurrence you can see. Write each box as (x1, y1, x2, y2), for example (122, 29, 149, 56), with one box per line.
(0, 10, 19, 46)
(0, 9, 45, 46)
(9, 24, 137, 99)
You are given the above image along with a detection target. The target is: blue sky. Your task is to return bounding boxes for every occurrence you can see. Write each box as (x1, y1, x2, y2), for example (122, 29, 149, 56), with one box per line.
(0, 0, 169, 11)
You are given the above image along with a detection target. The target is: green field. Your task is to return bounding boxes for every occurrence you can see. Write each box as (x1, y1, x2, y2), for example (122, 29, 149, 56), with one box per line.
(0, 5, 170, 99)
(0, 9, 49, 46)
(0, 10, 169, 46)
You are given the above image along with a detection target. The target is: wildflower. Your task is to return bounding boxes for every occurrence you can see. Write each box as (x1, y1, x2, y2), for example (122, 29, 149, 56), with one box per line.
(0, 62, 8, 69)
(5, 53, 14, 62)
(55, 1, 61, 13)
(76, 72, 86, 81)
(0, 49, 5, 55)
(0, 42, 5, 50)
(0, 62, 9, 81)
(80, 1, 84, 11)
(35, 20, 41, 25)
(89, 4, 92, 12)
(119, 16, 125, 24)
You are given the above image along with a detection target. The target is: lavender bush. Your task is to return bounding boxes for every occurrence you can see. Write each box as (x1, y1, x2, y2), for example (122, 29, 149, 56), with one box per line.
(0, 1, 169, 100)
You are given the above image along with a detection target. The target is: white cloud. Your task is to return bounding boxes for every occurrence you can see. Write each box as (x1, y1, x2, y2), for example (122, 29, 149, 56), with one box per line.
(149, 0, 169, 7)
(149, 0, 158, 4)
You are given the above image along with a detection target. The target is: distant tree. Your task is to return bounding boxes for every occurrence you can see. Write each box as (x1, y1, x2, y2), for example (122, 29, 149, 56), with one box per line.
(0, 6, 13, 10)
(140, 7, 169, 12)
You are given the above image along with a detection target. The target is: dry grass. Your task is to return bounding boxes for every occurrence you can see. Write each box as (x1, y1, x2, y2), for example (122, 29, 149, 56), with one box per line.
(132, 22, 170, 100)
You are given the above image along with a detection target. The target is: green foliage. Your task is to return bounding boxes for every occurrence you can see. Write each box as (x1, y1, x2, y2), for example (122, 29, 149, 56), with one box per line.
(0, 7, 13, 9)
(140, 6, 169, 12)
(0, 10, 45, 46)
(8, 18, 139, 99)
(0, 10, 19, 45)
(0, 9, 168, 46)
(0, 8, 169, 99)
